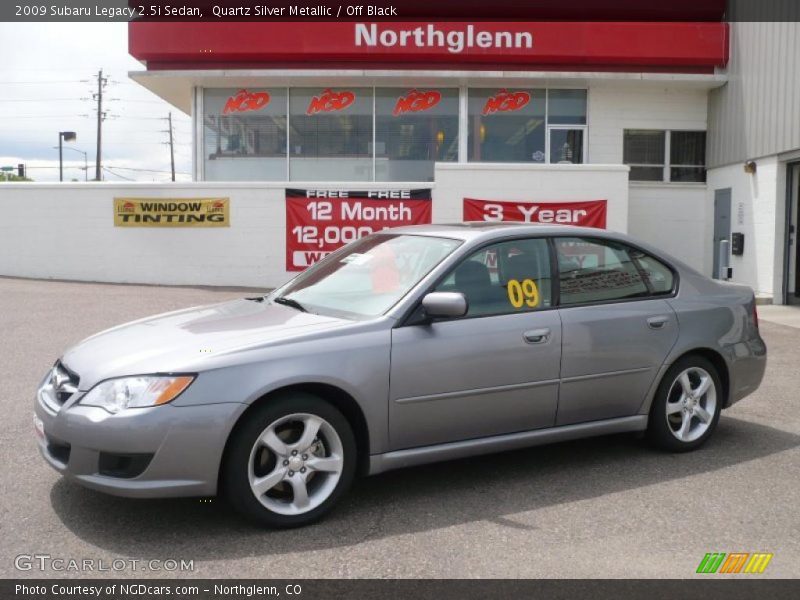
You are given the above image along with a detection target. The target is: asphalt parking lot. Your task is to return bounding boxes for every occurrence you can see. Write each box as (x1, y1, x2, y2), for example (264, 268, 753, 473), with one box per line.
(2, 276, 799, 579)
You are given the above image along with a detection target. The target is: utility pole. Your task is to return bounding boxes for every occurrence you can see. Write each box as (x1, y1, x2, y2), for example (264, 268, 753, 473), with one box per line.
(93, 69, 108, 181)
(168, 112, 176, 182)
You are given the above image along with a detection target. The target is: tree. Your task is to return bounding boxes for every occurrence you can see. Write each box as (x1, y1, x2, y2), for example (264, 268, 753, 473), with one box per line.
(0, 172, 33, 182)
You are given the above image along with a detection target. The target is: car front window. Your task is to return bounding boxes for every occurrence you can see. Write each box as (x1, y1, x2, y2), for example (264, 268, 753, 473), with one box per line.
(273, 234, 462, 319)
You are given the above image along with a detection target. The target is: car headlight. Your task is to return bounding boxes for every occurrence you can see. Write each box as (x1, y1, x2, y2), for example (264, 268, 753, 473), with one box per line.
(79, 375, 195, 414)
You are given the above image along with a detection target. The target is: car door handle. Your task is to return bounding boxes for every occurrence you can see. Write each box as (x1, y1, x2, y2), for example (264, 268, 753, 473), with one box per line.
(647, 316, 670, 329)
(523, 328, 551, 344)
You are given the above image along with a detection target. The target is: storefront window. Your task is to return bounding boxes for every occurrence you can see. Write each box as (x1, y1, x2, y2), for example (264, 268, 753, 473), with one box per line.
(375, 88, 459, 182)
(468, 88, 546, 163)
(201, 86, 593, 180)
(203, 88, 288, 181)
(550, 129, 585, 164)
(289, 88, 373, 181)
(547, 89, 588, 125)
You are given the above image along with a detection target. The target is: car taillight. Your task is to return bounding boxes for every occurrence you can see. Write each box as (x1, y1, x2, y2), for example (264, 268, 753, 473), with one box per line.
(753, 303, 759, 330)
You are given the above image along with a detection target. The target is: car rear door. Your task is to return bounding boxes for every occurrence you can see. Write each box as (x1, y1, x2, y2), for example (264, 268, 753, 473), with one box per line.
(389, 236, 562, 450)
(553, 236, 679, 425)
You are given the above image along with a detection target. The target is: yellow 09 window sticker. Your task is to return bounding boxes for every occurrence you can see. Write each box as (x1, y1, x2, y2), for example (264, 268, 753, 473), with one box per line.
(507, 279, 540, 309)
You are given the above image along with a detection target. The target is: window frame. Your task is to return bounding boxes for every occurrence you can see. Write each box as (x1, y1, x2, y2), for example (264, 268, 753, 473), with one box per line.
(546, 126, 588, 164)
(431, 236, 557, 318)
(399, 234, 561, 326)
(624, 129, 706, 184)
(397, 234, 680, 327)
(550, 235, 680, 309)
(373, 86, 461, 182)
(466, 87, 589, 165)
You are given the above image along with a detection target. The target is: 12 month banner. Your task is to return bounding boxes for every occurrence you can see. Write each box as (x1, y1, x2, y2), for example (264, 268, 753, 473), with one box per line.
(114, 198, 230, 227)
(463, 198, 607, 229)
(286, 189, 432, 271)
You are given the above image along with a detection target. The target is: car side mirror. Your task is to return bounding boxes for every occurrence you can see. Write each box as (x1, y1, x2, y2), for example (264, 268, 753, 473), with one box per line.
(421, 292, 468, 319)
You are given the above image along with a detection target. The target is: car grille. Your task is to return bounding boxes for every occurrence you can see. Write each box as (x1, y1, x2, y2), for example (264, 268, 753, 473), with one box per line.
(39, 361, 80, 413)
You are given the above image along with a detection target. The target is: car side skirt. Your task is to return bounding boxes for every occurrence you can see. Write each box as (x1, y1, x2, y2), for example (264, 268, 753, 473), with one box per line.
(368, 415, 648, 475)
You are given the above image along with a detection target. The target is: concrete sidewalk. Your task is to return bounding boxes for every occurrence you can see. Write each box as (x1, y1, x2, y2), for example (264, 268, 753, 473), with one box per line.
(759, 305, 800, 329)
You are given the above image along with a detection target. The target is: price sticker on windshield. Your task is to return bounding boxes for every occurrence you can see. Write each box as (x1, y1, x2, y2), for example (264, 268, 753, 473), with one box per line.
(507, 279, 540, 309)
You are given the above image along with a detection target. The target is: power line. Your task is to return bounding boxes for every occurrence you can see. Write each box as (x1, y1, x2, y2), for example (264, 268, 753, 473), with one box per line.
(2, 80, 86, 85)
(0, 98, 87, 103)
(102, 167, 136, 181)
(0, 115, 90, 119)
(114, 99, 168, 104)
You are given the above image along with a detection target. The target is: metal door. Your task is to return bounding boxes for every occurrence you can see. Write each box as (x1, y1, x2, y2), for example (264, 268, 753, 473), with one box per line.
(713, 189, 732, 279)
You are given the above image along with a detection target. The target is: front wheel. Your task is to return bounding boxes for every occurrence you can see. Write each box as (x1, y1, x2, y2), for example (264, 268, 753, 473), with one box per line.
(647, 356, 722, 452)
(223, 393, 357, 528)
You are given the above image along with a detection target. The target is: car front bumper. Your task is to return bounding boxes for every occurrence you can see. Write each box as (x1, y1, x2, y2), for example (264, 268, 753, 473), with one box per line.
(34, 390, 246, 498)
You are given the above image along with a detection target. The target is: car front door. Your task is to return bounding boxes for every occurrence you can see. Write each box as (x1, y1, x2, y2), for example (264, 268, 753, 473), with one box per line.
(553, 237, 679, 425)
(389, 237, 562, 450)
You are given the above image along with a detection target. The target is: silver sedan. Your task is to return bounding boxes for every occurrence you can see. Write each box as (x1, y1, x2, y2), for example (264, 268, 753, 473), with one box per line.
(34, 224, 766, 527)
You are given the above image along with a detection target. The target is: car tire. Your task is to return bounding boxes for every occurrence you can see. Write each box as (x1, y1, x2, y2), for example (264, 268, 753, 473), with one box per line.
(646, 355, 723, 453)
(222, 392, 357, 528)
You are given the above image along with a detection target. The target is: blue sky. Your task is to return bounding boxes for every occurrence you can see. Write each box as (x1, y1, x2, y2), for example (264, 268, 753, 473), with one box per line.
(0, 22, 192, 181)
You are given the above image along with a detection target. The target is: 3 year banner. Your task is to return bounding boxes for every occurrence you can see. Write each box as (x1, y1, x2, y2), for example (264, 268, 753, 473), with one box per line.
(286, 189, 432, 271)
(463, 198, 607, 229)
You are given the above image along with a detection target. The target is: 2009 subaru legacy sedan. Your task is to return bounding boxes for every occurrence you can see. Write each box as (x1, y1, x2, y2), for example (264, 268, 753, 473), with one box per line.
(34, 223, 766, 527)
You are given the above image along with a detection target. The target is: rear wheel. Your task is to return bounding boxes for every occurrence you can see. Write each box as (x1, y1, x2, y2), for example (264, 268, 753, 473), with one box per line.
(647, 356, 722, 452)
(223, 393, 356, 527)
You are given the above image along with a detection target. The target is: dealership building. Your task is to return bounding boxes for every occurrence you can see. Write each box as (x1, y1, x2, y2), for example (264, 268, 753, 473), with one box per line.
(1, 3, 798, 303)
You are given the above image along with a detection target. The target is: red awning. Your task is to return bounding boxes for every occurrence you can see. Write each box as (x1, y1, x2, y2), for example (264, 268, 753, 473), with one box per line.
(129, 21, 729, 73)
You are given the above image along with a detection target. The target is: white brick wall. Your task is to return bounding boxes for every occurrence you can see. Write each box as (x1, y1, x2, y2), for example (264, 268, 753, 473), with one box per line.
(433, 163, 629, 232)
(588, 82, 709, 164)
(628, 184, 711, 275)
(0, 164, 630, 288)
(588, 82, 711, 272)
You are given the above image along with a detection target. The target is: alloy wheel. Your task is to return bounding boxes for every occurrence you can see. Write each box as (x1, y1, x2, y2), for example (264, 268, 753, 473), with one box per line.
(664, 366, 717, 443)
(247, 413, 344, 515)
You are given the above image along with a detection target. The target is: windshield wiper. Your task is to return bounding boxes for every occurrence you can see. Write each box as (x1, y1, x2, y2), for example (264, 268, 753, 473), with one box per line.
(272, 296, 308, 313)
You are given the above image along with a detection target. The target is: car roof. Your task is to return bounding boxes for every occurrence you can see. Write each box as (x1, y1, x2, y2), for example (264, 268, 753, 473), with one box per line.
(384, 222, 621, 242)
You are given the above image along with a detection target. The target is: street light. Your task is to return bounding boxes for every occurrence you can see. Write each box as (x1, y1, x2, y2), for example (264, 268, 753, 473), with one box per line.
(58, 131, 76, 182)
(53, 146, 88, 182)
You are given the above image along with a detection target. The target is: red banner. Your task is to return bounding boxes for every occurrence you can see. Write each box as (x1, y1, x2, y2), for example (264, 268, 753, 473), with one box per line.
(463, 198, 607, 229)
(286, 189, 432, 271)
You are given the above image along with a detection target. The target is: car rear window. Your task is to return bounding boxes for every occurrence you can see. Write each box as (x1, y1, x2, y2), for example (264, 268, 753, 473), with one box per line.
(554, 237, 651, 305)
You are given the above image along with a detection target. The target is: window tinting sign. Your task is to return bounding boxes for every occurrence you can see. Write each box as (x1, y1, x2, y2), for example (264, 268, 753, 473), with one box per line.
(113, 198, 230, 227)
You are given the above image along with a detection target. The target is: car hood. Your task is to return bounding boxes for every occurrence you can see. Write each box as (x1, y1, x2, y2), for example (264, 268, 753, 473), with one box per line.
(61, 299, 347, 389)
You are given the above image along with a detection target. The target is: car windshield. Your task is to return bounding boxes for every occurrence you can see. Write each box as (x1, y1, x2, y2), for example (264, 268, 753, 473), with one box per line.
(273, 234, 462, 319)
